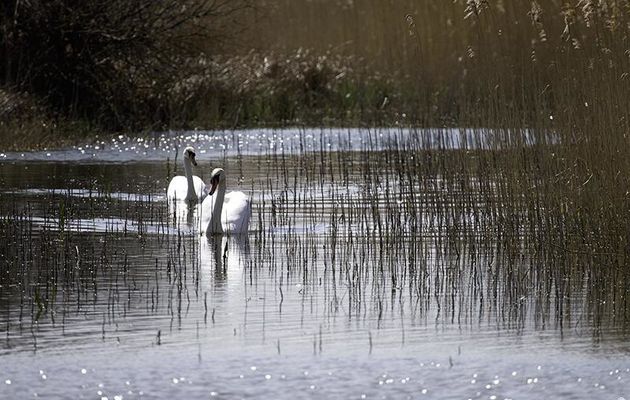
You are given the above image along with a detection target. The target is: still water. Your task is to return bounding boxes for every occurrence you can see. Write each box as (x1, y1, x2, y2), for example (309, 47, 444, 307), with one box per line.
(0, 128, 628, 399)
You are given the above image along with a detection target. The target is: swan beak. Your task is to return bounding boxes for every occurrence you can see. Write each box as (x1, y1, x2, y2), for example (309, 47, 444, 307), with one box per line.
(209, 176, 219, 195)
(191, 155, 198, 167)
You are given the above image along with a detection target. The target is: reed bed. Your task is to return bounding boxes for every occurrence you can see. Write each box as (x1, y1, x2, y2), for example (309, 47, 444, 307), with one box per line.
(248, 0, 630, 267)
(4, 125, 627, 354)
(2, 1, 630, 351)
(0, 187, 203, 349)
(246, 132, 630, 337)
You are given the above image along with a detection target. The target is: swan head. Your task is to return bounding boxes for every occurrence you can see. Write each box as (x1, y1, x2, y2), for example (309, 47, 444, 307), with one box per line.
(183, 146, 198, 166)
(208, 168, 225, 195)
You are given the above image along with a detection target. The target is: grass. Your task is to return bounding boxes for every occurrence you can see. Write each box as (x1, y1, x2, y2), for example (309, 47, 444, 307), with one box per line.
(1, 1, 630, 353)
(0, 130, 628, 354)
(308, 1, 630, 293)
(250, 0, 630, 244)
(0, 50, 403, 150)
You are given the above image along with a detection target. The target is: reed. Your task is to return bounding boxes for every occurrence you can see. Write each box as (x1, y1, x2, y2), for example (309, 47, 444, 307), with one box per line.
(243, 1, 630, 273)
(2, 0, 630, 355)
(1, 132, 628, 353)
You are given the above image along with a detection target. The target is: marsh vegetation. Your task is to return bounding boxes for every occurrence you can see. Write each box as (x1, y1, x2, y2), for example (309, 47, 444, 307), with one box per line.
(1, 128, 629, 397)
(1, 0, 630, 398)
(3, 1, 630, 251)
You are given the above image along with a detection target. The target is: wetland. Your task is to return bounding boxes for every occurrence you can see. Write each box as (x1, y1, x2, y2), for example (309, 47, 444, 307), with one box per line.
(1, 128, 629, 399)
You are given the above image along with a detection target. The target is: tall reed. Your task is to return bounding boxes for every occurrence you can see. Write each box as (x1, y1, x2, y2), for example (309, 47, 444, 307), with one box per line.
(245, 0, 630, 260)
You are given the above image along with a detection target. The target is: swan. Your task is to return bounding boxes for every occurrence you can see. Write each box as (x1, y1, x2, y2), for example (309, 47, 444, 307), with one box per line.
(201, 168, 251, 235)
(167, 147, 208, 202)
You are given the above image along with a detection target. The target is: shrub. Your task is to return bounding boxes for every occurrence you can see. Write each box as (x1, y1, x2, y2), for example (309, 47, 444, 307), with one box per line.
(0, 0, 250, 131)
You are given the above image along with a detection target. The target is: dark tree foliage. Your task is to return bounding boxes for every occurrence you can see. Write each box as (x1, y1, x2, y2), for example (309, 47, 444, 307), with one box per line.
(0, 0, 249, 130)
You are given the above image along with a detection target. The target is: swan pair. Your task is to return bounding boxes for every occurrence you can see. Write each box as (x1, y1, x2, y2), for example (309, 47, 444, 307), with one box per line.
(167, 147, 251, 234)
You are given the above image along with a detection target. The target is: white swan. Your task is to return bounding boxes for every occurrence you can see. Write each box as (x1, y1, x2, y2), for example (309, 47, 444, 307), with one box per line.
(201, 168, 251, 234)
(167, 147, 208, 202)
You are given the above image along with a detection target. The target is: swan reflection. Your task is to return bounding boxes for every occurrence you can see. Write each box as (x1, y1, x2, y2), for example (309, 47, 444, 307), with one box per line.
(199, 234, 251, 288)
(167, 200, 204, 231)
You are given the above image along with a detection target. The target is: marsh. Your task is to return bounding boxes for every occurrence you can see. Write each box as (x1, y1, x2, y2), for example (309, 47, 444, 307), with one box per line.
(0, 128, 628, 398)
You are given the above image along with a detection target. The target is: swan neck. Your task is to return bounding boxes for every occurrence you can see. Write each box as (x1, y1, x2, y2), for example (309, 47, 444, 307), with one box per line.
(209, 181, 226, 234)
(183, 158, 195, 201)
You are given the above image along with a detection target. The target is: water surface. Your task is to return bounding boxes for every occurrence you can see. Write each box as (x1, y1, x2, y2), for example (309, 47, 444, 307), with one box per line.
(0, 128, 628, 399)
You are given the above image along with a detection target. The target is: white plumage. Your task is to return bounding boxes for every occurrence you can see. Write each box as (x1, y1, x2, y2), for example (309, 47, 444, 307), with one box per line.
(201, 168, 251, 234)
(167, 147, 208, 202)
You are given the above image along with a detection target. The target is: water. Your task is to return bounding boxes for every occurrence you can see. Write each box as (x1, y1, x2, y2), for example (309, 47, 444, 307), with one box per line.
(0, 127, 550, 162)
(0, 128, 628, 399)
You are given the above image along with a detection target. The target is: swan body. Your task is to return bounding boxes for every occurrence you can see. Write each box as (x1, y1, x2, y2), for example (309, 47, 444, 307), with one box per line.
(201, 168, 251, 234)
(167, 147, 208, 202)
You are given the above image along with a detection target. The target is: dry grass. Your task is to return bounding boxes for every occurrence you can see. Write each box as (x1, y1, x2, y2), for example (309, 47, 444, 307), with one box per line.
(2, 1, 630, 358)
(3, 1, 630, 262)
(242, 0, 630, 258)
